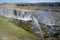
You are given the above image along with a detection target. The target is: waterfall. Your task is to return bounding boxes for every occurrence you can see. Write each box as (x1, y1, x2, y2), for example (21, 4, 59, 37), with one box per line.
(37, 10, 56, 26)
(0, 8, 5, 16)
(32, 16, 43, 38)
(21, 12, 32, 21)
(14, 11, 32, 21)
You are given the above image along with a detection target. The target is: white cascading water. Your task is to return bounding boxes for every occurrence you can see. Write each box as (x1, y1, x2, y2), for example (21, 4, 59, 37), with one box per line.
(16, 11, 32, 21)
(0, 7, 56, 26)
(0, 8, 32, 21)
(37, 10, 56, 26)
(32, 16, 43, 38)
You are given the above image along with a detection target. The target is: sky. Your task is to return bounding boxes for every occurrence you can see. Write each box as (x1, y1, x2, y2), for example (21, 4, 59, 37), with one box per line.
(0, 0, 60, 3)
